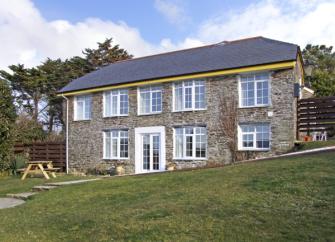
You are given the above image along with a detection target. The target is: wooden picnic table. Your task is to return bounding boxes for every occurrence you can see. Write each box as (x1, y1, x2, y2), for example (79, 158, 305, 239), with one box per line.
(21, 161, 60, 180)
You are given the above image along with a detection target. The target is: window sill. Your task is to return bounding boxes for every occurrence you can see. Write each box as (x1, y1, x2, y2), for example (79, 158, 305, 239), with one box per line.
(238, 148, 270, 151)
(238, 105, 271, 109)
(103, 115, 129, 118)
(102, 158, 129, 160)
(73, 119, 91, 122)
(173, 157, 208, 161)
(172, 108, 207, 113)
(137, 112, 162, 116)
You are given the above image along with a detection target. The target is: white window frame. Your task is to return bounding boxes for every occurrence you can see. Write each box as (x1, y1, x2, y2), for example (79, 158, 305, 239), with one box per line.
(137, 85, 163, 115)
(238, 72, 271, 108)
(73, 95, 91, 121)
(103, 89, 128, 117)
(172, 80, 206, 112)
(173, 126, 207, 160)
(238, 123, 271, 151)
(103, 130, 129, 160)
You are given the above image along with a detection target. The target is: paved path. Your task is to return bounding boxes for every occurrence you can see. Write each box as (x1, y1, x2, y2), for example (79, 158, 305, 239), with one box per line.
(0, 178, 101, 210)
(0, 198, 25, 209)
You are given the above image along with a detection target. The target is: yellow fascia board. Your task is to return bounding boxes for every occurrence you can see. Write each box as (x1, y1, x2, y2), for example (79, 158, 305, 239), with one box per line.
(59, 61, 296, 96)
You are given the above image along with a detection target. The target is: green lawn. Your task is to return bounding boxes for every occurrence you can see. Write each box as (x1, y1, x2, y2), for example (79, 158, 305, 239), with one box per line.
(0, 152, 334, 241)
(296, 139, 335, 151)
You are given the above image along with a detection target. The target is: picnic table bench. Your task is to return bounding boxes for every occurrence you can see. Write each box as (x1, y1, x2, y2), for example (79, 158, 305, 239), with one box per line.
(20, 161, 60, 180)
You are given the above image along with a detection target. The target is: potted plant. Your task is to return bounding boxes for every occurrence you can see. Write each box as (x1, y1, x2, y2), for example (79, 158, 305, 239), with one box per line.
(166, 162, 176, 171)
(116, 161, 125, 175)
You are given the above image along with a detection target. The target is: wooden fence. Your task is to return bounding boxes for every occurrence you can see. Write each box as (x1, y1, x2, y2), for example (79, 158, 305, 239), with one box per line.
(297, 96, 335, 134)
(14, 142, 66, 171)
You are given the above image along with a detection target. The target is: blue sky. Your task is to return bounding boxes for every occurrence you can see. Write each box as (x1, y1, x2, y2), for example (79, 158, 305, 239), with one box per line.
(0, 0, 334, 70)
(32, 0, 250, 44)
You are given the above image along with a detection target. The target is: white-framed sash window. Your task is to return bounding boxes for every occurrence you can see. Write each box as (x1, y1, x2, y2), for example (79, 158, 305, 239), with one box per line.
(74, 95, 92, 120)
(239, 72, 270, 107)
(138, 86, 162, 115)
(174, 126, 207, 159)
(173, 80, 206, 111)
(103, 130, 129, 159)
(238, 123, 270, 150)
(104, 89, 128, 117)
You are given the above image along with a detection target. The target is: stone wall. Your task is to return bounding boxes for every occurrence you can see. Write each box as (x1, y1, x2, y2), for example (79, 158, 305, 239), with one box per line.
(66, 68, 298, 174)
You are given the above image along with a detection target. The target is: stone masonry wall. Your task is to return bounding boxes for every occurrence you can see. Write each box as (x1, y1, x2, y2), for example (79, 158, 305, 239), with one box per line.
(66, 68, 298, 174)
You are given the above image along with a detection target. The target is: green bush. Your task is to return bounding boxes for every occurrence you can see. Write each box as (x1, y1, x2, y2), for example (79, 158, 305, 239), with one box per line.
(0, 79, 16, 171)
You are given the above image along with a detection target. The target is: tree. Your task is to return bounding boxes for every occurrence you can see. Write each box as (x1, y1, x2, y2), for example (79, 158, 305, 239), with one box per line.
(302, 44, 335, 96)
(0, 65, 46, 122)
(218, 95, 238, 163)
(83, 38, 132, 69)
(0, 79, 16, 170)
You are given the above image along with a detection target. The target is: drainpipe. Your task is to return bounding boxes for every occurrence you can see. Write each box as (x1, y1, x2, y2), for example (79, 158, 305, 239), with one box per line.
(61, 94, 69, 174)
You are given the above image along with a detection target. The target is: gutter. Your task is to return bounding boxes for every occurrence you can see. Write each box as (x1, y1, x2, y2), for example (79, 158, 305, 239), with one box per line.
(61, 94, 69, 174)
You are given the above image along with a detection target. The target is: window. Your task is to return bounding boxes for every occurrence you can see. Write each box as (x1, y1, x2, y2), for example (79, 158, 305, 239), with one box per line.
(74, 95, 91, 120)
(174, 127, 207, 159)
(104, 89, 128, 117)
(174, 80, 206, 111)
(238, 124, 270, 150)
(138, 86, 162, 114)
(103, 130, 129, 159)
(240, 72, 270, 107)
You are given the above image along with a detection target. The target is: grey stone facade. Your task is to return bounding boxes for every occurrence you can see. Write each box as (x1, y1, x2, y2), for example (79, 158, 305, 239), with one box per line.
(66, 67, 300, 174)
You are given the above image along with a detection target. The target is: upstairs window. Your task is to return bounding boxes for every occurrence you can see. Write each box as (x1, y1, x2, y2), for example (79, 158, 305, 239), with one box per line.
(174, 80, 206, 111)
(103, 130, 129, 159)
(138, 86, 162, 115)
(104, 89, 128, 117)
(240, 72, 270, 107)
(238, 123, 270, 150)
(74, 95, 91, 120)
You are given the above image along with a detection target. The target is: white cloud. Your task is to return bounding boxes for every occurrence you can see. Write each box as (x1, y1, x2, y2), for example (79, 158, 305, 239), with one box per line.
(197, 0, 335, 48)
(0, 0, 200, 70)
(1, 0, 334, 71)
(154, 0, 190, 26)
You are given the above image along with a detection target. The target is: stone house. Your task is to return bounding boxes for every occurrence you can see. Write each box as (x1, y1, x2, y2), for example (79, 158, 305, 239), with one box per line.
(58, 36, 313, 174)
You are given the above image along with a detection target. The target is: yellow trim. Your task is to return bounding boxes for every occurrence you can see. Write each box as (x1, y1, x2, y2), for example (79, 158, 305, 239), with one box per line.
(59, 61, 296, 96)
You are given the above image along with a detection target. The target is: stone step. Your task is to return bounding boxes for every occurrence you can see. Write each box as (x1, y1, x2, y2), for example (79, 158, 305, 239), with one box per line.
(0, 198, 25, 209)
(32, 185, 57, 192)
(6, 192, 37, 201)
(45, 178, 101, 186)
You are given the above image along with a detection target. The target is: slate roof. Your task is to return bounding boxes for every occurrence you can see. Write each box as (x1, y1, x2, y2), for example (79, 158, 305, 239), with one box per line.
(59, 37, 299, 94)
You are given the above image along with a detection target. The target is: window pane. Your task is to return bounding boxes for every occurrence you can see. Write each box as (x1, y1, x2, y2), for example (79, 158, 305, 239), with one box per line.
(175, 84, 183, 111)
(195, 81, 205, 109)
(184, 86, 192, 109)
(84, 96, 91, 119)
(195, 127, 206, 158)
(140, 91, 150, 114)
(120, 132, 128, 158)
(111, 95, 118, 115)
(151, 90, 162, 112)
(142, 134, 150, 170)
(105, 92, 111, 116)
(104, 132, 111, 158)
(186, 135, 193, 157)
(112, 138, 118, 157)
(120, 91, 128, 115)
(256, 124, 270, 148)
(175, 128, 183, 158)
(76, 101, 84, 119)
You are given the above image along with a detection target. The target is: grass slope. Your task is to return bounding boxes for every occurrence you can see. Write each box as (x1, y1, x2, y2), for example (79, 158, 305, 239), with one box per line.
(0, 152, 334, 241)
(297, 139, 335, 151)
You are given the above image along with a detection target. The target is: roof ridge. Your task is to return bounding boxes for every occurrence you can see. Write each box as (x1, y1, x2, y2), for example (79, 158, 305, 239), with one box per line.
(112, 42, 218, 65)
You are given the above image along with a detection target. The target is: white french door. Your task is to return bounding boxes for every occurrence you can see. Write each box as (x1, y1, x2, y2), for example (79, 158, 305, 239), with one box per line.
(142, 133, 160, 172)
(135, 126, 166, 174)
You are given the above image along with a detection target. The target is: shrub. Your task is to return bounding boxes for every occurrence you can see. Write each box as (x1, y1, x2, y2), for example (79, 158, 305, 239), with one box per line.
(0, 79, 16, 171)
